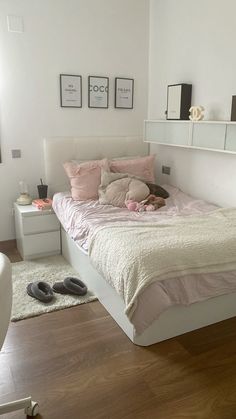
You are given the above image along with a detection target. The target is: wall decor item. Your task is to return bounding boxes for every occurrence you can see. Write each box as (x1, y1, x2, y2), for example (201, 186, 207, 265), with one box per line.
(189, 105, 205, 121)
(115, 77, 134, 109)
(166, 83, 192, 120)
(16, 180, 32, 205)
(231, 95, 236, 121)
(88, 76, 109, 108)
(60, 74, 82, 108)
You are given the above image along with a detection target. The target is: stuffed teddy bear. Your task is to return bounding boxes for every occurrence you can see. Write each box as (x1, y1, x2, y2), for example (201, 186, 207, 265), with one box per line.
(125, 194, 166, 212)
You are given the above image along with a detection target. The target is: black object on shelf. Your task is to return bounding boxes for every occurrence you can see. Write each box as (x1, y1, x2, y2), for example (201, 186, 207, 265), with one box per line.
(231, 96, 236, 121)
(166, 83, 192, 120)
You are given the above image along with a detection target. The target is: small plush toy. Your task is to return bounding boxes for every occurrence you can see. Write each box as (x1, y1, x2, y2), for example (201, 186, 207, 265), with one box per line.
(125, 200, 139, 211)
(125, 194, 166, 212)
(145, 194, 166, 211)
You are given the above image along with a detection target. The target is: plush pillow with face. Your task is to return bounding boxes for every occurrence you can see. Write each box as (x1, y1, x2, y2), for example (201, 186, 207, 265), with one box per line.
(98, 170, 150, 207)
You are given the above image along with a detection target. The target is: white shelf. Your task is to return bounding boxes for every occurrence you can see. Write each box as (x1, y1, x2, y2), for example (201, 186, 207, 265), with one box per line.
(144, 120, 236, 154)
(147, 119, 236, 124)
(144, 140, 236, 155)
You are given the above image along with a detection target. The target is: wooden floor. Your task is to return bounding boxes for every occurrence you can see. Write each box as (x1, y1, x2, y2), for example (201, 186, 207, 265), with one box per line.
(1, 249, 236, 418)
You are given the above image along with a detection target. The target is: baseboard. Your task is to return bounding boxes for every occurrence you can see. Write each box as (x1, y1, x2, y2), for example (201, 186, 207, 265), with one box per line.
(0, 240, 17, 252)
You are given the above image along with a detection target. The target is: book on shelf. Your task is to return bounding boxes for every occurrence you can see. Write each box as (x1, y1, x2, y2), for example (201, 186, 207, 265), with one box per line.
(32, 198, 53, 210)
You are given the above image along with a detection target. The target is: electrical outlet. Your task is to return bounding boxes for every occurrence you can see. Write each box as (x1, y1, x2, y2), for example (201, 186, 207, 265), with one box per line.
(11, 149, 21, 158)
(162, 165, 171, 175)
(7, 15, 24, 33)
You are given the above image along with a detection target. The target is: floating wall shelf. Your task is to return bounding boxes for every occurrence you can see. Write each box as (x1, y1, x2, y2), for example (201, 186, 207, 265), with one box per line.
(144, 120, 236, 154)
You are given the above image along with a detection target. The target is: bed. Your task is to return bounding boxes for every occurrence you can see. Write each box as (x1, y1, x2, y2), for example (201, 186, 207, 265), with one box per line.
(44, 136, 236, 346)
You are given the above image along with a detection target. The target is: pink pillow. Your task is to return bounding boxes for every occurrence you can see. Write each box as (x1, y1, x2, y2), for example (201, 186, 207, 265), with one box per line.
(109, 155, 155, 182)
(63, 158, 109, 200)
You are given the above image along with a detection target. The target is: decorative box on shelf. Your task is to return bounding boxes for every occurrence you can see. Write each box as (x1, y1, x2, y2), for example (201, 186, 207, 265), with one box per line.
(166, 84, 192, 120)
(14, 203, 61, 260)
(144, 119, 236, 154)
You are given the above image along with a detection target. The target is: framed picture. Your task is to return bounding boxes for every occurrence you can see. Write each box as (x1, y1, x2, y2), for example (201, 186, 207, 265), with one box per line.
(60, 74, 82, 108)
(88, 76, 109, 108)
(115, 77, 134, 109)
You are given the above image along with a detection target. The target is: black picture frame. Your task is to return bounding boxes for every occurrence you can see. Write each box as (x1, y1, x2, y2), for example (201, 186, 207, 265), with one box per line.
(88, 76, 109, 108)
(60, 74, 82, 108)
(115, 77, 134, 109)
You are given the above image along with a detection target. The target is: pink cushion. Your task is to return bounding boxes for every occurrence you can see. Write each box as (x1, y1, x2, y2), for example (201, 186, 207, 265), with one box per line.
(63, 159, 109, 200)
(109, 155, 155, 182)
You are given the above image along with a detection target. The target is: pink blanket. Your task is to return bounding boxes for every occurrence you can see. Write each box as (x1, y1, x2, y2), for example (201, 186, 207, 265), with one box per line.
(53, 185, 236, 334)
(53, 185, 217, 251)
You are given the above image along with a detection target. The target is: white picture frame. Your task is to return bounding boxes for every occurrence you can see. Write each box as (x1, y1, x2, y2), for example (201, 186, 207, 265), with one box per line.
(60, 74, 82, 108)
(115, 77, 134, 109)
(167, 84, 182, 120)
(88, 76, 109, 108)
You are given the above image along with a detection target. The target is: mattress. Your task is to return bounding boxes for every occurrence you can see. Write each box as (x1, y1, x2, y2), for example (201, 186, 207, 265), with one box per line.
(53, 185, 236, 334)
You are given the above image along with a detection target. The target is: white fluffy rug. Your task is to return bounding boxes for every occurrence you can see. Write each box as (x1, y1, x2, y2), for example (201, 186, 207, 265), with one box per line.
(11, 255, 97, 321)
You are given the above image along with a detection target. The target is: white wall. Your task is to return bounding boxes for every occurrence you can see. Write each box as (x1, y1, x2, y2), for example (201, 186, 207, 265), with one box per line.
(0, 0, 149, 240)
(149, 0, 236, 206)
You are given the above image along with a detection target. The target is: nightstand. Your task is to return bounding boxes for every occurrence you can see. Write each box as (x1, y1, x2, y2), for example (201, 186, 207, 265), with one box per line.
(14, 203, 61, 260)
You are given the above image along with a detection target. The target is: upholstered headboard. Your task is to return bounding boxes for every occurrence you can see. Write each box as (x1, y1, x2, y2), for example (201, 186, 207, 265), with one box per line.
(44, 136, 148, 194)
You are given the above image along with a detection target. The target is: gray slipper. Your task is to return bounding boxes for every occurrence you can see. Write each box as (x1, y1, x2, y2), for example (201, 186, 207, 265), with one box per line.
(52, 277, 87, 296)
(27, 281, 54, 303)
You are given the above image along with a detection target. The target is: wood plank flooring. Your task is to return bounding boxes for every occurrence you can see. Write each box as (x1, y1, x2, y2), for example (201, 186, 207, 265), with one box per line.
(1, 248, 236, 418)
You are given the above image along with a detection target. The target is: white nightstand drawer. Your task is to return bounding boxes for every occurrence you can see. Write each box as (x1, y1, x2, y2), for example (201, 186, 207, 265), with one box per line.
(23, 231, 60, 257)
(22, 213, 60, 235)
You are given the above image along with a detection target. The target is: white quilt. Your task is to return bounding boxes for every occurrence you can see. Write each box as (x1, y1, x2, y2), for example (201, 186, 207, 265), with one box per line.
(88, 208, 236, 320)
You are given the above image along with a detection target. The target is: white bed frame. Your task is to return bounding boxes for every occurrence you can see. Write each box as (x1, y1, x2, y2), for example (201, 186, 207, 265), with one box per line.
(44, 136, 236, 346)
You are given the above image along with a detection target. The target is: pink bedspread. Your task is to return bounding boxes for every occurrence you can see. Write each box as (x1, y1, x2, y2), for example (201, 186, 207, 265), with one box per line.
(53, 185, 217, 251)
(53, 186, 236, 334)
